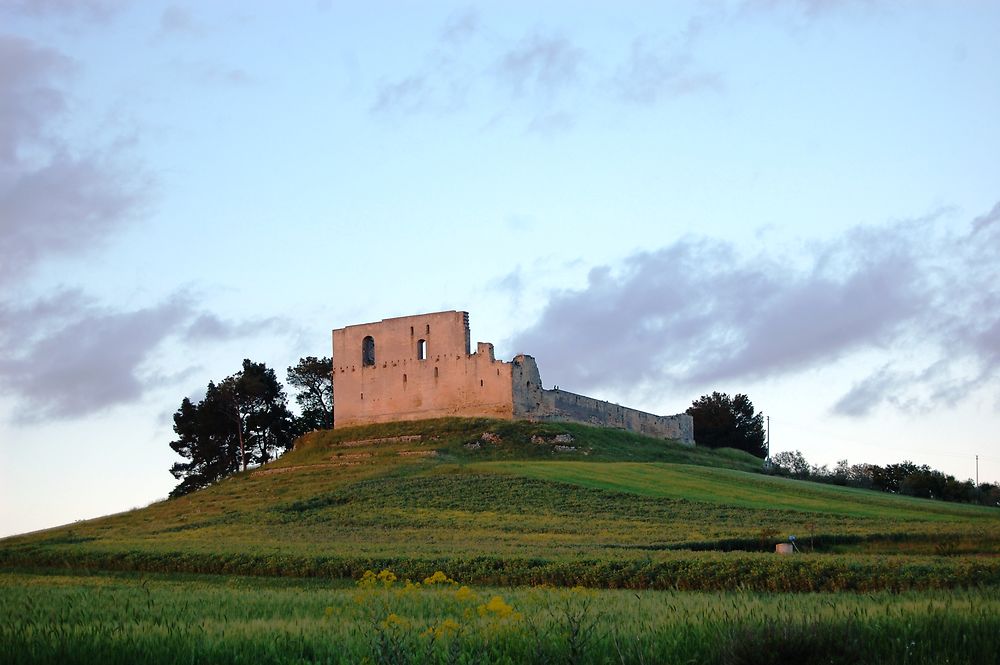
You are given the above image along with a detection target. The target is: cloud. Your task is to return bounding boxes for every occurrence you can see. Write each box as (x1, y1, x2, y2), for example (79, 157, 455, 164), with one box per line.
(0, 155, 145, 285)
(158, 5, 202, 37)
(184, 312, 289, 342)
(613, 38, 722, 105)
(971, 201, 1000, 236)
(509, 205, 1000, 416)
(0, 292, 191, 421)
(494, 33, 583, 98)
(0, 0, 125, 21)
(440, 8, 480, 44)
(0, 291, 292, 422)
(0, 36, 147, 286)
(832, 365, 907, 416)
(368, 11, 728, 131)
(370, 76, 429, 114)
(0, 35, 73, 162)
(0, 35, 286, 423)
(744, 0, 884, 17)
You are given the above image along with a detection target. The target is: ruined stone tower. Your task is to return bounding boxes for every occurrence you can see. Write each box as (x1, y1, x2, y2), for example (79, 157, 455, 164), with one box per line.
(332, 310, 693, 445)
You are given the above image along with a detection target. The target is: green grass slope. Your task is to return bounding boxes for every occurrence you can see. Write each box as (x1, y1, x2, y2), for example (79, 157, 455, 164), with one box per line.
(3, 418, 998, 590)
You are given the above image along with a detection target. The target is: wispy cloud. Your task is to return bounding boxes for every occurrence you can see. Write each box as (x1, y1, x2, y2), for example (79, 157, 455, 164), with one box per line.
(370, 75, 429, 114)
(613, 37, 722, 105)
(494, 33, 583, 98)
(508, 205, 1000, 416)
(439, 8, 480, 44)
(184, 312, 289, 342)
(744, 0, 887, 18)
(0, 0, 126, 22)
(369, 11, 728, 132)
(157, 5, 202, 37)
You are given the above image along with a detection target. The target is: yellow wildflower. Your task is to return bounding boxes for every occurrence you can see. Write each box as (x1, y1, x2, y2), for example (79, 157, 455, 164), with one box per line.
(357, 570, 378, 588)
(477, 595, 515, 618)
(423, 618, 461, 639)
(380, 613, 409, 630)
(376, 569, 397, 587)
(423, 570, 455, 585)
(454, 585, 476, 602)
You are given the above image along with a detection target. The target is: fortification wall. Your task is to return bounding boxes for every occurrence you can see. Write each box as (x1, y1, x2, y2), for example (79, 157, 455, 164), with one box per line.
(332, 311, 514, 428)
(510, 354, 694, 445)
(331, 312, 694, 446)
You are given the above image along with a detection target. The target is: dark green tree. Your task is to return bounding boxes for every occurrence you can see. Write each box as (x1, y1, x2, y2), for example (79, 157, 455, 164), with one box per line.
(286, 356, 333, 431)
(168, 359, 296, 498)
(685, 391, 766, 457)
(771, 450, 810, 477)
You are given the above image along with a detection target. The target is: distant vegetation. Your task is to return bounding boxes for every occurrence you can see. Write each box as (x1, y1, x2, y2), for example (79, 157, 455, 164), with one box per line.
(770, 449, 1000, 508)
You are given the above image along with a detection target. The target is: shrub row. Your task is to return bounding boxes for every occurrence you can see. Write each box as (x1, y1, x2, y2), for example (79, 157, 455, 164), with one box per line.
(4, 546, 999, 592)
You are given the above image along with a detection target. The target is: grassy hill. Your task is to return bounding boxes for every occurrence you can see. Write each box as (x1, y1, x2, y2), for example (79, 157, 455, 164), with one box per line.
(3, 417, 999, 590)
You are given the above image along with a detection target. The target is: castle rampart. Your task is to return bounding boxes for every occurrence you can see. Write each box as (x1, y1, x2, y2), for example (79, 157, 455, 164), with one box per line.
(331, 310, 693, 445)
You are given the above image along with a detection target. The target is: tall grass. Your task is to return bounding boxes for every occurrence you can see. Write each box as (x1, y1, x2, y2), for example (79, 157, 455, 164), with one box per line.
(2, 570, 998, 664)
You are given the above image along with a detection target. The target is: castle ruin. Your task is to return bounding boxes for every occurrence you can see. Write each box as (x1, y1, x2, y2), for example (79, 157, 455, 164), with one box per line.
(331, 310, 694, 445)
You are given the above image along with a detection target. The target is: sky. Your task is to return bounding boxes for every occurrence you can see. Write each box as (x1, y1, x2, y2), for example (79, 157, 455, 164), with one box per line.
(1, 0, 999, 538)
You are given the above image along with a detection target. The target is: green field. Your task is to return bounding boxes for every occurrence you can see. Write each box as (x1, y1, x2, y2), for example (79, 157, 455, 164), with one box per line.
(3, 570, 999, 665)
(3, 418, 999, 662)
(2, 418, 998, 586)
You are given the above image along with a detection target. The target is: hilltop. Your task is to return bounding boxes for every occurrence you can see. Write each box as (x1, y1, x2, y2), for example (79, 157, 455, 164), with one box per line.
(3, 418, 998, 590)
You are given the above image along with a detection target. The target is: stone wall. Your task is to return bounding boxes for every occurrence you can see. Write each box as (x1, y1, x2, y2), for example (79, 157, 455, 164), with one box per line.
(511, 354, 694, 445)
(331, 311, 694, 446)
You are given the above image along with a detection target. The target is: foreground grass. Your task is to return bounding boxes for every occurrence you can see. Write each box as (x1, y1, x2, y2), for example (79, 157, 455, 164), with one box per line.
(3, 570, 999, 665)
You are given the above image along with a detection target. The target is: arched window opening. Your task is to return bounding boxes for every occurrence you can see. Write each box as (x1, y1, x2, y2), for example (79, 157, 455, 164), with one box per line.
(417, 339, 427, 360)
(480, 379, 484, 387)
(434, 367, 439, 378)
(426, 324, 430, 334)
(403, 374, 407, 384)
(362, 336, 375, 367)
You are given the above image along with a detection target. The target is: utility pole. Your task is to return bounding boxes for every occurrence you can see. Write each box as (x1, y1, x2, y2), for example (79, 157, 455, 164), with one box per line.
(976, 454, 979, 487)
(766, 415, 770, 460)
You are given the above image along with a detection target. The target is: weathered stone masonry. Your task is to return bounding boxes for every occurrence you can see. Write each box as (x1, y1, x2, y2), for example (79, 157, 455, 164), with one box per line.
(332, 310, 694, 445)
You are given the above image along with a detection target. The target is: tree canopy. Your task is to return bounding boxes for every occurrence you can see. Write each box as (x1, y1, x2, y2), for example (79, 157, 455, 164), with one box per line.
(286, 356, 333, 431)
(169, 359, 296, 498)
(685, 391, 766, 457)
(768, 449, 999, 507)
